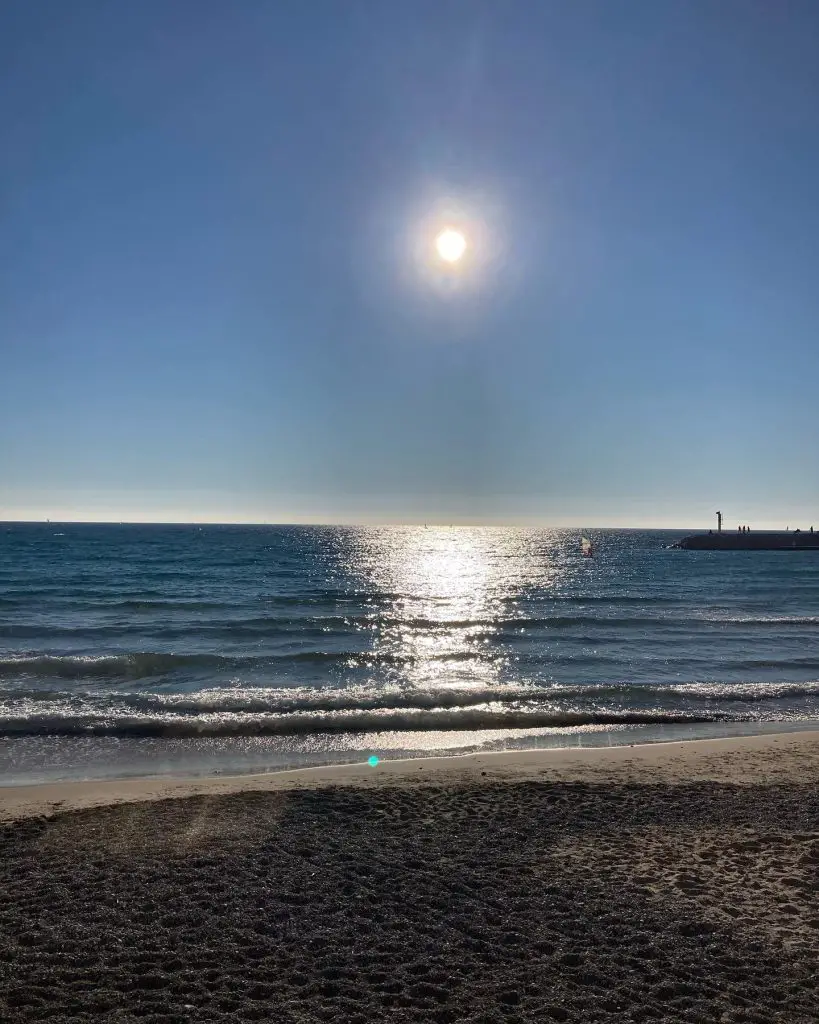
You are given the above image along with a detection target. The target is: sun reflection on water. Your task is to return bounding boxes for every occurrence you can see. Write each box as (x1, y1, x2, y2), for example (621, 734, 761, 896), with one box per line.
(337, 527, 573, 698)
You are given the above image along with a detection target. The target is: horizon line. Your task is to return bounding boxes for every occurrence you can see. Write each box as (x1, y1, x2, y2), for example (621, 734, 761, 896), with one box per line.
(0, 518, 740, 531)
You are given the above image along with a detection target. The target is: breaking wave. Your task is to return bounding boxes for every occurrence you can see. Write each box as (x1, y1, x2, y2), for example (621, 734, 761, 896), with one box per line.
(2, 680, 817, 738)
(0, 708, 729, 738)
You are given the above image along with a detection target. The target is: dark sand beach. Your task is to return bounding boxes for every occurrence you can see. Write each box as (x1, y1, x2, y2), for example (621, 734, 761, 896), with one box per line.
(1, 733, 818, 1023)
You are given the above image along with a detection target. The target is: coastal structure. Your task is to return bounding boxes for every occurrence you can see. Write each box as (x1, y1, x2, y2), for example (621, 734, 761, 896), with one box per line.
(676, 513, 819, 550)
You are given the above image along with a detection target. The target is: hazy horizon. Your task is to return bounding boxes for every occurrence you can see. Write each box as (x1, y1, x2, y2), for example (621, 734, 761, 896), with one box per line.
(3, 511, 814, 532)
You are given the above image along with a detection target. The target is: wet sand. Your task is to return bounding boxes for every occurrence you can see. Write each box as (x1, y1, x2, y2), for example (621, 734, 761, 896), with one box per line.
(1, 732, 817, 1022)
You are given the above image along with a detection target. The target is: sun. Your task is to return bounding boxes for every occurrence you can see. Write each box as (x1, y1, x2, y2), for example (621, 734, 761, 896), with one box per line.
(435, 228, 466, 263)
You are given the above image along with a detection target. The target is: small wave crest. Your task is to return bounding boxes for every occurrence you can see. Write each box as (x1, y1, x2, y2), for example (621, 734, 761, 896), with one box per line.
(0, 649, 520, 680)
(0, 653, 228, 680)
(6, 679, 819, 710)
(0, 707, 728, 739)
(700, 614, 819, 626)
(2, 679, 817, 738)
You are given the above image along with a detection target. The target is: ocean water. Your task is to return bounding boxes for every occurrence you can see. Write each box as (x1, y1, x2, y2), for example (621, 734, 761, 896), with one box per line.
(2, 523, 818, 783)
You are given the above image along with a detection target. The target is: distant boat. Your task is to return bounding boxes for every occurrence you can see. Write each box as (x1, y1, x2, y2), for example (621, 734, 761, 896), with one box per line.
(581, 536, 594, 558)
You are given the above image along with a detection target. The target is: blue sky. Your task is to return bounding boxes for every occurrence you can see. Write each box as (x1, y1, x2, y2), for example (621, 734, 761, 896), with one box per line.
(2, 0, 818, 527)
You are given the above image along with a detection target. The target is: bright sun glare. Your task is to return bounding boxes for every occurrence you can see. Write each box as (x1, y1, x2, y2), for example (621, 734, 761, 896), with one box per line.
(435, 228, 466, 263)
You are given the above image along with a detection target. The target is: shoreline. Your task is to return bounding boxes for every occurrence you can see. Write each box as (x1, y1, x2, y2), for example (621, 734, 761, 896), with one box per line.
(2, 728, 817, 1022)
(3, 727, 817, 822)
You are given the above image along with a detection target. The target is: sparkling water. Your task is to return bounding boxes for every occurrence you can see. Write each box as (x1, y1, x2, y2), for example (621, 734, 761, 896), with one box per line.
(2, 523, 818, 782)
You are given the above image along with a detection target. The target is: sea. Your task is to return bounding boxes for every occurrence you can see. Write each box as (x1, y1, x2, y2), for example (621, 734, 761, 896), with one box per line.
(2, 523, 818, 784)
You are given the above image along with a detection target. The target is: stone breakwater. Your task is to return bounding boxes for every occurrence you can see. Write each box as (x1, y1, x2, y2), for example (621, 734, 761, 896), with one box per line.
(675, 531, 819, 550)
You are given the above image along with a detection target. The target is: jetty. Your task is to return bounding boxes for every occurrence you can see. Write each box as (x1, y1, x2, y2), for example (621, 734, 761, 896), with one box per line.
(675, 512, 819, 550)
(675, 531, 819, 550)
